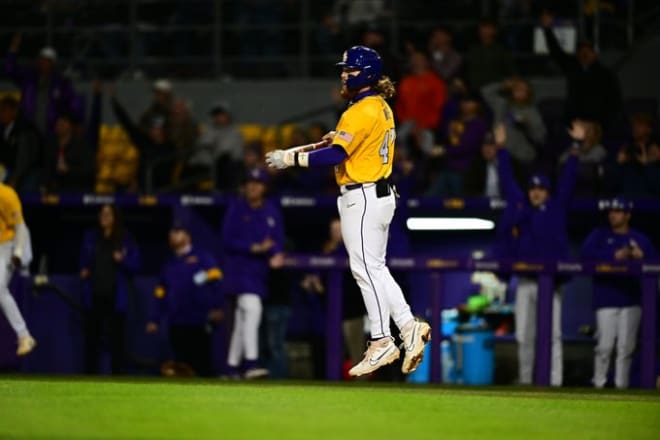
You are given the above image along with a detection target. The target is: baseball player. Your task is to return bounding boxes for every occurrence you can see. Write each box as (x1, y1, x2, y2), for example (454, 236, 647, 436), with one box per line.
(222, 168, 284, 379)
(266, 45, 431, 377)
(0, 168, 35, 356)
(580, 198, 655, 388)
(494, 122, 581, 386)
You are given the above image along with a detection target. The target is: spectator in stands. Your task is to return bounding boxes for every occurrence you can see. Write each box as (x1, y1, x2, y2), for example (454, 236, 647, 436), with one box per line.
(222, 168, 284, 379)
(146, 217, 224, 377)
(110, 87, 177, 192)
(41, 112, 95, 193)
(603, 114, 658, 197)
(426, 93, 488, 196)
(359, 25, 402, 83)
(5, 33, 83, 136)
(495, 121, 583, 386)
(395, 51, 447, 160)
(559, 120, 607, 196)
(464, 130, 523, 198)
(465, 18, 516, 92)
(539, 10, 623, 128)
(427, 26, 463, 81)
(315, 10, 344, 58)
(169, 98, 199, 185)
(0, 96, 42, 191)
(80, 204, 141, 374)
(139, 79, 173, 135)
(188, 101, 245, 192)
(481, 77, 546, 168)
(580, 198, 656, 389)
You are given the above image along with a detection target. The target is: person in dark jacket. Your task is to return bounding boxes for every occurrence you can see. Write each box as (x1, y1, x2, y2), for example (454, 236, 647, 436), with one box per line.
(580, 197, 656, 389)
(110, 88, 177, 192)
(0, 96, 42, 191)
(146, 218, 224, 377)
(80, 204, 141, 374)
(494, 121, 582, 386)
(42, 112, 95, 192)
(222, 167, 285, 379)
(4, 33, 84, 136)
(539, 10, 623, 127)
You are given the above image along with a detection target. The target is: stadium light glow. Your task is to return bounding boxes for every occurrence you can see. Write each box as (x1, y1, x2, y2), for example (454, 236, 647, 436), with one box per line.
(406, 217, 495, 231)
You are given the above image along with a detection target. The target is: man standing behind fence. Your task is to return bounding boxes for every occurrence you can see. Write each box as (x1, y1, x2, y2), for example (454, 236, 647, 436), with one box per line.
(580, 198, 656, 389)
(494, 121, 582, 386)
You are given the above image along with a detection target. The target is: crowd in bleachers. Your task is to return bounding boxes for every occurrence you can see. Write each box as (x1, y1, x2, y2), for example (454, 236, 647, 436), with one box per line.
(2, 7, 658, 199)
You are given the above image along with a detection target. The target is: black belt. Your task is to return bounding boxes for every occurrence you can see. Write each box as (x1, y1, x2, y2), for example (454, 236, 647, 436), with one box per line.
(345, 183, 364, 191)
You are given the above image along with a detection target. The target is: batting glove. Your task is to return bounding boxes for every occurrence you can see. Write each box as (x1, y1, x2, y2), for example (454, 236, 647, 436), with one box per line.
(266, 149, 295, 169)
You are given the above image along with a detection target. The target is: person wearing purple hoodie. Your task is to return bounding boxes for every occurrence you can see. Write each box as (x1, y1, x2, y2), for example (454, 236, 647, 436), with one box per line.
(221, 167, 285, 379)
(426, 93, 488, 196)
(580, 198, 656, 389)
(4, 33, 83, 136)
(495, 121, 582, 386)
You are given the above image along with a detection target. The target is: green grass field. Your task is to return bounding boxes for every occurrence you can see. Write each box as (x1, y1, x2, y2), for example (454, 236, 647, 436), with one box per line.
(0, 377, 659, 439)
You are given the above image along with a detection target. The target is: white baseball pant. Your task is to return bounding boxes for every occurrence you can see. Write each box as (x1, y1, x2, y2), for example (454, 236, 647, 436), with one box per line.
(227, 293, 262, 367)
(593, 306, 641, 389)
(0, 241, 29, 338)
(515, 277, 563, 386)
(337, 183, 414, 339)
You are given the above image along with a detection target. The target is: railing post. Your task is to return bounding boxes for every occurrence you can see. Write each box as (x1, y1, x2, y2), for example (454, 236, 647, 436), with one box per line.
(640, 275, 657, 389)
(534, 273, 554, 386)
(326, 270, 343, 381)
(430, 271, 443, 383)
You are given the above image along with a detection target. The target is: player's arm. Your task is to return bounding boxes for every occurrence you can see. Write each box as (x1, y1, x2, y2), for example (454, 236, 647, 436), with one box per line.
(266, 139, 347, 169)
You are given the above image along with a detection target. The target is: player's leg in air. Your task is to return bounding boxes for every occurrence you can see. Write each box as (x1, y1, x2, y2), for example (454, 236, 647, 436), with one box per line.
(339, 184, 430, 377)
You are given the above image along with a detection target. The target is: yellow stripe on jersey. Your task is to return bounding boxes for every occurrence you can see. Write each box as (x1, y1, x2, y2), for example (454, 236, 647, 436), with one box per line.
(206, 268, 223, 281)
(0, 183, 24, 243)
(332, 95, 395, 186)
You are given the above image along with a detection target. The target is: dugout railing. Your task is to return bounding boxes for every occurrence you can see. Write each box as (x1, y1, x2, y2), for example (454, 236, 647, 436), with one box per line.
(16, 192, 660, 387)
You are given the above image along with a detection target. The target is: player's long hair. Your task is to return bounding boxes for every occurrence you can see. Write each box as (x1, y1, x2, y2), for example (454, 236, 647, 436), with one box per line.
(374, 76, 396, 99)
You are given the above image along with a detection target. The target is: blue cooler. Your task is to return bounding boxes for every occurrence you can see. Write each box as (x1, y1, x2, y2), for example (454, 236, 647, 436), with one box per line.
(452, 320, 494, 385)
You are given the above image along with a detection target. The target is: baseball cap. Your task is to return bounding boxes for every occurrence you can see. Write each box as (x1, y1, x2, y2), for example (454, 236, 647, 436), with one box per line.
(527, 174, 551, 190)
(609, 197, 633, 212)
(153, 79, 172, 93)
(246, 167, 269, 184)
(39, 47, 57, 61)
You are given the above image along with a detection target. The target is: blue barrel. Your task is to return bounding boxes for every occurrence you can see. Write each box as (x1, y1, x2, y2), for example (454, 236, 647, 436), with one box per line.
(452, 323, 494, 385)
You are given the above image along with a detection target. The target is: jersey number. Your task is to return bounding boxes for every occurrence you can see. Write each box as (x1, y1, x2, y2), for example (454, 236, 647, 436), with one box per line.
(379, 128, 395, 164)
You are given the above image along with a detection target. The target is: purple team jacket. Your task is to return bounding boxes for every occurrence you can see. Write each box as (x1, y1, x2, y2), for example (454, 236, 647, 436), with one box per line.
(221, 196, 285, 298)
(581, 227, 656, 309)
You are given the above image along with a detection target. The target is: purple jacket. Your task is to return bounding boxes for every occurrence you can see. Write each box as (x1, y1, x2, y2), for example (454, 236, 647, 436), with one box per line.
(79, 228, 142, 313)
(149, 247, 224, 326)
(4, 52, 84, 134)
(221, 196, 285, 297)
(495, 148, 578, 260)
(443, 116, 488, 172)
(581, 227, 656, 309)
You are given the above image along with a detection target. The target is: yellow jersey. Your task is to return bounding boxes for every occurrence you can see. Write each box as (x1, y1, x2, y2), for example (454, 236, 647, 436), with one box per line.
(332, 94, 396, 186)
(0, 183, 24, 243)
